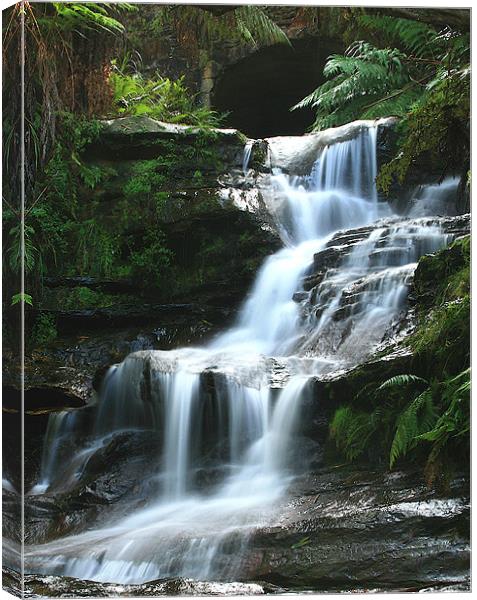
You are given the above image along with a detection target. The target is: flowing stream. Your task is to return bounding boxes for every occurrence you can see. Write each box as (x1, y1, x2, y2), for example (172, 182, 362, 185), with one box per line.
(25, 121, 456, 584)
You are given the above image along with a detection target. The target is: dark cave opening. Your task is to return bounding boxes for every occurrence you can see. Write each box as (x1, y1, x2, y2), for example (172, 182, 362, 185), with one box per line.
(212, 38, 341, 138)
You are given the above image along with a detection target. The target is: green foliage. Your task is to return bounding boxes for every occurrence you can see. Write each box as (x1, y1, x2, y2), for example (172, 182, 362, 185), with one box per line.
(389, 388, 436, 468)
(376, 72, 470, 192)
(233, 5, 291, 48)
(378, 374, 428, 390)
(411, 298, 470, 373)
(109, 63, 223, 128)
(411, 236, 470, 373)
(39, 3, 135, 34)
(329, 236, 470, 482)
(11, 293, 33, 307)
(418, 369, 470, 482)
(150, 5, 289, 51)
(293, 12, 470, 188)
(74, 220, 120, 277)
(357, 14, 440, 57)
(291, 536, 311, 550)
(31, 313, 57, 347)
(330, 406, 377, 461)
(128, 229, 173, 287)
(5, 223, 42, 276)
(59, 287, 121, 310)
(292, 42, 416, 130)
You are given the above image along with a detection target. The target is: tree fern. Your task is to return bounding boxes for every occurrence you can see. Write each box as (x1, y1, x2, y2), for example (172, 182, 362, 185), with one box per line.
(292, 42, 413, 130)
(418, 369, 470, 444)
(47, 3, 135, 34)
(234, 6, 291, 48)
(151, 5, 289, 52)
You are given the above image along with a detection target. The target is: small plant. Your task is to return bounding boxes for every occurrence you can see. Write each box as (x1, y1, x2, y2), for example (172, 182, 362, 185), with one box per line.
(128, 229, 174, 288)
(31, 313, 57, 347)
(11, 293, 33, 306)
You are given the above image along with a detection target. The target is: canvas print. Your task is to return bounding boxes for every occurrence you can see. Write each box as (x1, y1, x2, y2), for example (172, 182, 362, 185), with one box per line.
(2, 2, 471, 596)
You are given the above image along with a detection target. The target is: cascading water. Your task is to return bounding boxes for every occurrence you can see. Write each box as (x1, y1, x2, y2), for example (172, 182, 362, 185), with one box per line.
(25, 120, 458, 585)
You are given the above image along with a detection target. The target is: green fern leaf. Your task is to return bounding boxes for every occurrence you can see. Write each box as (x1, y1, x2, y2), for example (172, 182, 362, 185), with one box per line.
(389, 389, 436, 468)
(378, 374, 428, 391)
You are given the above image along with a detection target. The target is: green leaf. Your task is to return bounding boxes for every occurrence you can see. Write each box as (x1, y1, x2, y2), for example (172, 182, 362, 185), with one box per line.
(291, 536, 311, 549)
(11, 292, 33, 306)
(378, 374, 428, 391)
(389, 389, 437, 468)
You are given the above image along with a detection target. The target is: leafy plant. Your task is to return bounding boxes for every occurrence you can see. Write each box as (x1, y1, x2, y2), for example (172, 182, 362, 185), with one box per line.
(387, 382, 437, 468)
(31, 313, 57, 347)
(330, 406, 377, 461)
(418, 368, 470, 483)
(39, 3, 135, 35)
(109, 62, 223, 128)
(128, 229, 174, 287)
(149, 5, 289, 54)
(292, 42, 416, 130)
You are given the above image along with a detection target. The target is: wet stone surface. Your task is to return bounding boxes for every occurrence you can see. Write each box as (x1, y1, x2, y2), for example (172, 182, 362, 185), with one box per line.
(3, 463, 469, 595)
(244, 467, 470, 592)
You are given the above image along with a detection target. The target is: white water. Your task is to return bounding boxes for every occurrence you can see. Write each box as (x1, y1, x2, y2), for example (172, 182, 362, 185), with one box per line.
(407, 177, 460, 217)
(242, 139, 253, 174)
(26, 121, 457, 584)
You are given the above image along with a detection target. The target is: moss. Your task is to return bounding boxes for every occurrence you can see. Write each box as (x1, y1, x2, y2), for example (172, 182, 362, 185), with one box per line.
(410, 235, 470, 375)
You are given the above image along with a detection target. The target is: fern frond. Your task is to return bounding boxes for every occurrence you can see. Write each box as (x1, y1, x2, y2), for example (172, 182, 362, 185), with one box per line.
(52, 3, 127, 33)
(234, 6, 290, 48)
(292, 41, 412, 130)
(389, 389, 436, 468)
(358, 14, 439, 58)
(330, 406, 377, 462)
(378, 374, 428, 391)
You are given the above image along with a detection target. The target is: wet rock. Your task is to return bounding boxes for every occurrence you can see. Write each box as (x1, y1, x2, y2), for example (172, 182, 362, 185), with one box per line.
(23, 430, 164, 543)
(7, 465, 468, 593)
(245, 467, 470, 592)
(3, 567, 269, 597)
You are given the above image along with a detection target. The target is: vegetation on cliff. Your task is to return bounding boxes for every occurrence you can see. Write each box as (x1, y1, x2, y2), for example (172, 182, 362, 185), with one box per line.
(329, 236, 470, 486)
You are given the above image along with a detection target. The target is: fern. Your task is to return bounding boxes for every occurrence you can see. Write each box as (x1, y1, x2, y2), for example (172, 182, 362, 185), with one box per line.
(109, 65, 223, 128)
(330, 406, 377, 461)
(378, 374, 428, 391)
(151, 5, 289, 52)
(292, 42, 413, 130)
(234, 6, 291, 48)
(358, 14, 439, 58)
(294, 12, 469, 141)
(45, 3, 135, 34)
(389, 389, 437, 468)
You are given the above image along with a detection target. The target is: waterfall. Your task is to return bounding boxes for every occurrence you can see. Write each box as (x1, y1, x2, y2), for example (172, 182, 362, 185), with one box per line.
(26, 120, 457, 584)
(242, 140, 253, 174)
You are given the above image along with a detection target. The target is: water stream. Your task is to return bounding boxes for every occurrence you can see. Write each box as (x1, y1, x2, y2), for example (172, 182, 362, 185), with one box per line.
(24, 121, 457, 584)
